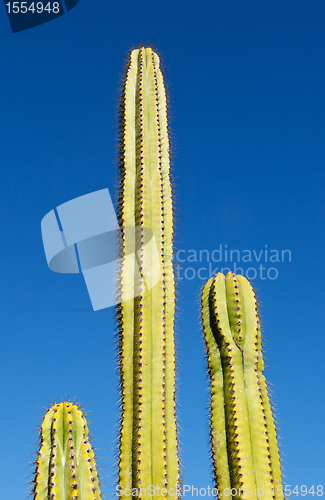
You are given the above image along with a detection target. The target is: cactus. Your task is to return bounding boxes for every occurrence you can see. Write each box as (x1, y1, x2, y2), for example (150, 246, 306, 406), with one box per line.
(201, 272, 283, 500)
(117, 47, 179, 498)
(29, 48, 287, 500)
(32, 402, 101, 500)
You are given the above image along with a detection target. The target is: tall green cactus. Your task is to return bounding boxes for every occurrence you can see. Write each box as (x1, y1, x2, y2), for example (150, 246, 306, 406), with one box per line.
(29, 48, 287, 500)
(117, 47, 179, 498)
(32, 402, 101, 500)
(201, 272, 283, 500)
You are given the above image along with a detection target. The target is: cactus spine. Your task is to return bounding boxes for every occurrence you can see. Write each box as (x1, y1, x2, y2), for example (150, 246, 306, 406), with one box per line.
(201, 272, 283, 500)
(32, 402, 101, 500)
(117, 47, 178, 498)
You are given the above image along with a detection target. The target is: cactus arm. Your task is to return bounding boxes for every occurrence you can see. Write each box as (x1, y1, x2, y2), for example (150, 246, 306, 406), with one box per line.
(201, 278, 231, 497)
(118, 47, 178, 498)
(33, 402, 101, 500)
(202, 272, 284, 500)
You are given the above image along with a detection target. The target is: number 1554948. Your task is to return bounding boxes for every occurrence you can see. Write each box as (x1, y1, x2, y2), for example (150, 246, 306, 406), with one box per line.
(5, 2, 60, 13)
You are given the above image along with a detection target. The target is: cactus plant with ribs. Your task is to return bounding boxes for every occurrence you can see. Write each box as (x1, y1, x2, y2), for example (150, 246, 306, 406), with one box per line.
(32, 402, 101, 500)
(117, 46, 179, 498)
(201, 272, 283, 500)
(31, 47, 284, 500)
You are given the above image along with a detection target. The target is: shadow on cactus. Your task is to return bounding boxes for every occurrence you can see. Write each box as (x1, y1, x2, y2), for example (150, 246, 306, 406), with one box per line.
(201, 272, 283, 500)
(32, 401, 101, 500)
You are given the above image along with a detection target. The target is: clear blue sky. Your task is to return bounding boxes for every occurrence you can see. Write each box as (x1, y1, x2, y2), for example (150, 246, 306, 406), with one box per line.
(0, 1, 324, 498)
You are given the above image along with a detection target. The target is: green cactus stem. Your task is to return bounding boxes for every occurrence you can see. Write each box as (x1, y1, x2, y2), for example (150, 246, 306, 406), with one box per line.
(117, 46, 179, 498)
(32, 401, 101, 500)
(201, 272, 283, 500)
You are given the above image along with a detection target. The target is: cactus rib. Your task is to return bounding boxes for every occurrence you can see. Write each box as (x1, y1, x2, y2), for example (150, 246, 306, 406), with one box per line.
(32, 401, 101, 500)
(118, 47, 178, 498)
(201, 272, 283, 500)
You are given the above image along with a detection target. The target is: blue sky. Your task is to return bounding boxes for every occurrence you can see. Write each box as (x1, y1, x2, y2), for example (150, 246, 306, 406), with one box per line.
(0, 0, 324, 498)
